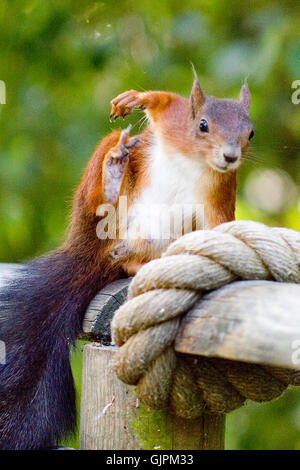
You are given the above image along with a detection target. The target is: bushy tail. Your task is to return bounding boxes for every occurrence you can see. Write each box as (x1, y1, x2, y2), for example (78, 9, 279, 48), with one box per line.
(0, 249, 113, 450)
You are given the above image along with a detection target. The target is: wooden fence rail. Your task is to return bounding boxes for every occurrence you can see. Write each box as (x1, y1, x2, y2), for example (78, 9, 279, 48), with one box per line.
(1, 264, 300, 450)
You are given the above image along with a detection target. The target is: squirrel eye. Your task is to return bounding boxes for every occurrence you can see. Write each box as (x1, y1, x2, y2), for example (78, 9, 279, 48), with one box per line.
(199, 118, 209, 133)
(249, 129, 254, 140)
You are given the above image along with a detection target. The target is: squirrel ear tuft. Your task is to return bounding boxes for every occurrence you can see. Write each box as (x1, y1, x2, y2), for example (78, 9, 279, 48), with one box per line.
(239, 83, 251, 113)
(190, 65, 205, 119)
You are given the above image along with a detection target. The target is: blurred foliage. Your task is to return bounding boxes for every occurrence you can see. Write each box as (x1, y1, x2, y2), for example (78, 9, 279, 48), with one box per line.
(0, 0, 300, 449)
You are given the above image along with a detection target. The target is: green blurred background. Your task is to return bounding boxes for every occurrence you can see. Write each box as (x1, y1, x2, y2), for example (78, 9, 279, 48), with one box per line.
(0, 0, 300, 449)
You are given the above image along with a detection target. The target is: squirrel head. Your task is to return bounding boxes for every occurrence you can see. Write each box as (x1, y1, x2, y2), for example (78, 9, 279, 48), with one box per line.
(189, 70, 253, 172)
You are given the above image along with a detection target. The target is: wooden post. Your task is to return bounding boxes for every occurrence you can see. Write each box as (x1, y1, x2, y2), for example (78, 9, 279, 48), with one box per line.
(80, 344, 225, 450)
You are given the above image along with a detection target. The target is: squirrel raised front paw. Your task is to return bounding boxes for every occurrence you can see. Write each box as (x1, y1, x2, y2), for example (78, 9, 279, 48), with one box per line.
(110, 90, 146, 120)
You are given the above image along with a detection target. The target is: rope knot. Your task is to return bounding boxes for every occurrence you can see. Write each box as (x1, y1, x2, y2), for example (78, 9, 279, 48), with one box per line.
(111, 221, 300, 418)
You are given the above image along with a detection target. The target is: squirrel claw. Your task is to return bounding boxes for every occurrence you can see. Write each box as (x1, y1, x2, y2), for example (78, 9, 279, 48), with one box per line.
(119, 124, 132, 143)
(110, 90, 145, 121)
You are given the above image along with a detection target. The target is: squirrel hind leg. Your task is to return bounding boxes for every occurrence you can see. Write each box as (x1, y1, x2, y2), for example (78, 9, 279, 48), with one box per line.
(102, 127, 141, 204)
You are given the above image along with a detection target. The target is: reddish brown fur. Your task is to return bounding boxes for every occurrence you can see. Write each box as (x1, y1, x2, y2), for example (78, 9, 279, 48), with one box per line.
(65, 128, 153, 276)
(65, 83, 251, 275)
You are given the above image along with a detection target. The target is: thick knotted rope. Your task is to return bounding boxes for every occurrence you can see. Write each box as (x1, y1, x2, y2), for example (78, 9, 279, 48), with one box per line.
(111, 221, 300, 418)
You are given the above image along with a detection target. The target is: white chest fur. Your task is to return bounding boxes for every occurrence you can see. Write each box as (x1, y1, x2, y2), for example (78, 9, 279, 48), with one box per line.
(126, 138, 207, 245)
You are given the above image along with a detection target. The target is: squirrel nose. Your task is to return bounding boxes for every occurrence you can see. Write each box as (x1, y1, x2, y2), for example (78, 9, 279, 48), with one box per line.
(223, 154, 238, 163)
(222, 144, 241, 164)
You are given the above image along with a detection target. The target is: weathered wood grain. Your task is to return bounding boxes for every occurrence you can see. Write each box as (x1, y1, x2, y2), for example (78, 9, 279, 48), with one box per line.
(80, 344, 140, 450)
(175, 280, 300, 370)
(79, 344, 225, 450)
(82, 278, 131, 341)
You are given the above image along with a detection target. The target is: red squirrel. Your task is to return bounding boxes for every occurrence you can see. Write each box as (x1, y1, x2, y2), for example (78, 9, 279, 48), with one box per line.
(0, 71, 253, 449)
